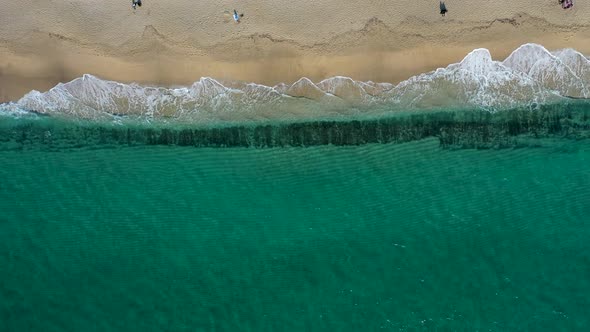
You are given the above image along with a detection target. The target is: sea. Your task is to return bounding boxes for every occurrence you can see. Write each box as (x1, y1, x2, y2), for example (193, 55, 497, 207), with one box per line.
(1, 44, 589, 331)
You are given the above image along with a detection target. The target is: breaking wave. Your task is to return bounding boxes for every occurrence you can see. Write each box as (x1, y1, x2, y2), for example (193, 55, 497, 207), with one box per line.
(2, 43, 589, 123)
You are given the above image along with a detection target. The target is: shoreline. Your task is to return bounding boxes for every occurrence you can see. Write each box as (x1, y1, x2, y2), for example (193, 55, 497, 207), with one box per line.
(2, 3, 590, 102)
(3, 101, 589, 151)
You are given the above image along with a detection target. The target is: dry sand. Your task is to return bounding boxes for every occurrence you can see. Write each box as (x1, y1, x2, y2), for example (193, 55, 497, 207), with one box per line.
(1, 0, 590, 102)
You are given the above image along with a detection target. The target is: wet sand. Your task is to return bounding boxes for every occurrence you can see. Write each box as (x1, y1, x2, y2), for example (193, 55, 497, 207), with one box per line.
(1, 0, 589, 102)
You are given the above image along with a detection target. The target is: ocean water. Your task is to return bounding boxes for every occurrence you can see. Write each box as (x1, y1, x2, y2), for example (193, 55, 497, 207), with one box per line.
(1, 43, 590, 331)
(1, 109, 590, 331)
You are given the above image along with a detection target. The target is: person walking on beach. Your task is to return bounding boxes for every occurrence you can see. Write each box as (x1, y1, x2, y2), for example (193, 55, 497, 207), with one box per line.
(233, 9, 244, 23)
(440, 1, 448, 16)
(132, 0, 142, 10)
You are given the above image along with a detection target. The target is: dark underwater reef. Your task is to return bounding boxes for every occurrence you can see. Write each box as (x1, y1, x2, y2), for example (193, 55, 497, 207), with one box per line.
(1, 102, 589, 151)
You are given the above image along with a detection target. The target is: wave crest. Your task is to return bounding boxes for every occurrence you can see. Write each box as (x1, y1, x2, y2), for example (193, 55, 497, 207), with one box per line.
(5, 43, 590, 122)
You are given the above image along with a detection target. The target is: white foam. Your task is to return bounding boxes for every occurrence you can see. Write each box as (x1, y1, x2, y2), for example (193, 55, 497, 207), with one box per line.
(11, 43, 590, 122)
(388, 47, 549, 109)
(503, 44, 587, 97)
(552, 48, 590, 87)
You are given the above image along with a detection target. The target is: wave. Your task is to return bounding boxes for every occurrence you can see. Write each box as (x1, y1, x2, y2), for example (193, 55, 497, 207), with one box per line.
(2, 43, 590, 123)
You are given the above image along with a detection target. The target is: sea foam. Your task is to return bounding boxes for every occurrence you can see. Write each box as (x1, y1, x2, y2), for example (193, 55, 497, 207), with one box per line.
(3, 43, 589, 123)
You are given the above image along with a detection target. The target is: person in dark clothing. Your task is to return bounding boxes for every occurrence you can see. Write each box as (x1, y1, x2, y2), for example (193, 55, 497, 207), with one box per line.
(132, 0, 142, 10)
(440, 1, 448, 16)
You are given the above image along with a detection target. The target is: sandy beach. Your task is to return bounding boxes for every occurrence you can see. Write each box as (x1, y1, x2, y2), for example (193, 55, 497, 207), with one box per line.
(1, 0, 590, 102)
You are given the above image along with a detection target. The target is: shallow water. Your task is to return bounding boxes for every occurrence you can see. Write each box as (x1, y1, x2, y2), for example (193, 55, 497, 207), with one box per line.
(8, 44, 590, 122)
(1, 120, 589, 330)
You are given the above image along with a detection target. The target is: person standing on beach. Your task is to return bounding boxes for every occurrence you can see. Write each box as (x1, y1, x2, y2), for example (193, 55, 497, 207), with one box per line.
(132, 0, 142, 10)
(440, 1, 448, 16)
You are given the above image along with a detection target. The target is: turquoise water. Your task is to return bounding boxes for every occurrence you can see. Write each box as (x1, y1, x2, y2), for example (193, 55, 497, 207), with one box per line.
(1, 113, 590, 330)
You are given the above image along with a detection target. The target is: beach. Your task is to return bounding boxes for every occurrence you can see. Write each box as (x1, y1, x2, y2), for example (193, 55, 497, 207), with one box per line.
(3, 2, 590, 330)
(1, 0, 590, 102)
